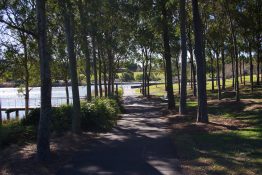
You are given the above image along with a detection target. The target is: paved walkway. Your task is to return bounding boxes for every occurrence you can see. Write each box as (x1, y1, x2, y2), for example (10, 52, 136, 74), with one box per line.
(57, 97, 181, 175)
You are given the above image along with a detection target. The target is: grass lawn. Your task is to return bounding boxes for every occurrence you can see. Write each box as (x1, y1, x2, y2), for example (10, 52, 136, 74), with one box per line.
(168, 84, 262, 175)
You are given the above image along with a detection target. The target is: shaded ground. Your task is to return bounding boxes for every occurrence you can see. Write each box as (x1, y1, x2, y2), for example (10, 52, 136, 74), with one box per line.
(57, 97, 182, 175)
(171, 98, 262, 175)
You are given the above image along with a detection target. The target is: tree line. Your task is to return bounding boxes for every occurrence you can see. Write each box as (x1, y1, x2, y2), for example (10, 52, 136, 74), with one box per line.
(0, 0, 261, 161)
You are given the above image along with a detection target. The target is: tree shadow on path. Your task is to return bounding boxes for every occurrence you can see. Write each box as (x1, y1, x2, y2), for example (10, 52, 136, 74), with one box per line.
(57, 97, 182, 175)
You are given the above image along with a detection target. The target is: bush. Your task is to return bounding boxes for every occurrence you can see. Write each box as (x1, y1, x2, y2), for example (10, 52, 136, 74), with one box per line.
(135, 73, 143, 81)
(121, 71, 134, 82)
(81, 98, 120, 131)
(0, 120, 36, 148)
(21, 105, 72, 133)
(135, 73, 161, 81)
(1, 98, 121, 148)
(22, 98, 120, 132)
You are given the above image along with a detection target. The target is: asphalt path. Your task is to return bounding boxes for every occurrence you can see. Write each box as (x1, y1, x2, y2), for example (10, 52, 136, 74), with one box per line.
(57, 97, 182, 175)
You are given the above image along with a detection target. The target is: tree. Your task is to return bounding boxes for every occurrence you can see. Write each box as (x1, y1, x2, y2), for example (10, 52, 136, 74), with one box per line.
(77, 0, 92, 101)
(179, 0, 187, 114)
(59, 0, 81, 133)
(161, 0, 175, 109)
(192, 0, 208, 122)
(36, 0, 52, 161)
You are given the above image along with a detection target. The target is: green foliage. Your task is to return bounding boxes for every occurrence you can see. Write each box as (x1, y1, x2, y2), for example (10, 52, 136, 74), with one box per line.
(81, 98, 120, 131)
(21, 98, 120, 133)
(120, 71, 134, 82)
(0, 120, 36, 148)
(0, 98, 121, 148)
(135, 72, 161, 81)
(135, 73, 143, 81)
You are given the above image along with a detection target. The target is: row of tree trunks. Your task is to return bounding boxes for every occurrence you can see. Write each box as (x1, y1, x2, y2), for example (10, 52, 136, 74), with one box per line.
(92, 36, 98, 97)
(161, 1, 175, 109)
(77, 0, 92, 101)
(60, 0, 81, 133)
(141, 48, 152, 97)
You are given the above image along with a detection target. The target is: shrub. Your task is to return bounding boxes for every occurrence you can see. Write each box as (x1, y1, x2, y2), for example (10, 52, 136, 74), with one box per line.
(21, 105, 72, 133)
(81, 98, 120, 131)
(0, 120, 36, 148)
(135, 73, 143, 81)
(135, 73, 161, 81)
(22, 98, 120, 132)
(120, 71, 134, 82)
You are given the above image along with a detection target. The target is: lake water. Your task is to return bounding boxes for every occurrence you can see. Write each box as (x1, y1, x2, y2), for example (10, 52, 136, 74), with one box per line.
(0, 84, 135, 120)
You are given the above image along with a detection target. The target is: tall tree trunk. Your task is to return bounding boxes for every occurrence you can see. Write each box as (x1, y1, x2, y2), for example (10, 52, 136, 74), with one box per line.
(77, 0, 91, 101)
(102, 51, 108, 97)
(22, 39, 30, 116)
(216, 50, 221, 100)
(163, 58, 167, 91)
(92, 36, 98, 97)
(179, 0, 187, 114)
(256, 43, 260, 85)
(161, 1, 175, 109)
(65, 78, 69, 105)
(226, 2, 240, 101)
(249, 42, 254, 92)
(36, 0, 51, 161)
(98, 46, 103, 97)
(107, 47, 113, 96)
(243, 58, 245, 85)
(188, 25, 197, 96)
(60, 0, 81, 133)
(210, 52, 215, 92)
(231, 49, 235, 88)
(175, 56, 181, 94)
(256, 31, 260, 85)
(147, 52, 152, 97)
(142, 60, 146, 96)
(240, 56, 243, 84)
(0, 101, 2, 125)
(221, 48, 226, 90)
(192, 0, 208, 122)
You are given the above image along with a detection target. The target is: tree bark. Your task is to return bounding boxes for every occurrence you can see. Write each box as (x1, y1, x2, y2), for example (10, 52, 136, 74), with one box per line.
(0, 101, 2, 126)
(179, 0, 187, 114)
(210, 51, 215, 92)
(98, 46, 103, 97)
(175, 56, 181, 94)
(216, 50, 221, 100)
(92, 36, 98, 97)
(249, 42, 254, 92)
(188, 25, 196, 96)
(60, 0, 81, 133)
(161, 1, 175, 109)
(240, 55, 243, 84)
(192, 0, 208, 122)
(226, 2, 240, 101)
(22, 38, 30, 116)
(231, 49, 235, 88)
(65, 78, 70, 105)
(102, 50, 108, 97)
(36, 0, 51, 161)
(221, 48, 226, 90)
(77, 0, 91, 101)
